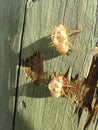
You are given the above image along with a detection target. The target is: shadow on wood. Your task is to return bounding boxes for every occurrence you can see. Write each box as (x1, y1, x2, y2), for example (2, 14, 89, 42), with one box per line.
(9, 83, 50, 98)
(22, 36, 61, 60)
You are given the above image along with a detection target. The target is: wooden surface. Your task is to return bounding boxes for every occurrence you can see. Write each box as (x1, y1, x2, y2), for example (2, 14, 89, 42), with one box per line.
(0, 0, 98, 130)
(0, 0, 26, 130)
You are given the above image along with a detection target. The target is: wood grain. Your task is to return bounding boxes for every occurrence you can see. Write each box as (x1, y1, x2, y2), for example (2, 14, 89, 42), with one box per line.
(1, 0, 98, 130)
(14, 0, 98, 130)
(0, 0, 26, 130)
(15, 0, 98, 130)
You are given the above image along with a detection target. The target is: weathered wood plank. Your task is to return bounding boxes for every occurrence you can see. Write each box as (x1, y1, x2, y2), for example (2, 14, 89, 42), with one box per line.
(0, 0, 26, 130)
(15, 0, 97, 130)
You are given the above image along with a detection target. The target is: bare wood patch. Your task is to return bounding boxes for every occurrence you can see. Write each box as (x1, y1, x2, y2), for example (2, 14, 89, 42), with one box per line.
(22, 51, 48, 84)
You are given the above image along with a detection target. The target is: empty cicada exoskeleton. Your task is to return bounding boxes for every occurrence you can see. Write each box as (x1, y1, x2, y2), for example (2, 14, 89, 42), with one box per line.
(48, 74, 78, 98)
(51, 24, 82, 54)
(48, 74, 67, 98)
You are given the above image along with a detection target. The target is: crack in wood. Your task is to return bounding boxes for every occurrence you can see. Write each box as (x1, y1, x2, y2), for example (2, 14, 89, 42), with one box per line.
(12, 1, 28, 130)
(83, 48, 98, 130)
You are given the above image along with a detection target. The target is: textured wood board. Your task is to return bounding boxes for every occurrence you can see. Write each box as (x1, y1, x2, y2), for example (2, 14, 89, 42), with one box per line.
(21, 0, 97, 78)
(15, 0, 98, 130)
(0, 0, 26, 130)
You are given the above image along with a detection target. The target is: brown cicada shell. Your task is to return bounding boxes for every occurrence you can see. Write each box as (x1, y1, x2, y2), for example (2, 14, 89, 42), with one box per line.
(48, 74, 79, 103)
(51, 24, 82, 54)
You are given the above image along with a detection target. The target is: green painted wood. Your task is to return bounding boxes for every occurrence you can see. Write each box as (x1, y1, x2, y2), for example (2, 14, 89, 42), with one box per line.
(15, 0, 98, 130)
(0, 0, 26, 130)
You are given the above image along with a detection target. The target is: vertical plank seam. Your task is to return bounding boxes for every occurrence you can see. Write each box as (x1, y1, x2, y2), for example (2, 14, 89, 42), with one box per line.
(12, 0, 28, 130)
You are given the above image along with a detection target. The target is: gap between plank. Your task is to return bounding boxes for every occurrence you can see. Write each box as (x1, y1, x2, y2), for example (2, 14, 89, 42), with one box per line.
(12, 1, 28, 130)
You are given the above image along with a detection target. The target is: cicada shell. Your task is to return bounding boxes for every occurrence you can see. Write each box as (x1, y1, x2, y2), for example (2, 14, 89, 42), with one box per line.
(51, 24, 81, 54)
(48, 74, 68, 98)
(48, 74, 78, 98)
